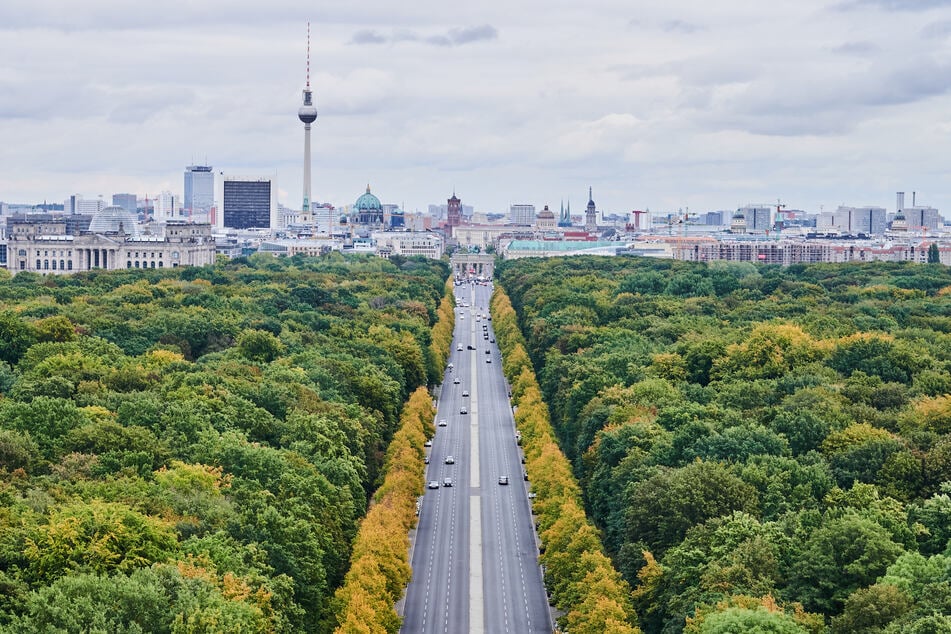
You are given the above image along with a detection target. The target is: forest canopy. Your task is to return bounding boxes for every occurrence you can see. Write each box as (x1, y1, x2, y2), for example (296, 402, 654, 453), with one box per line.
(498, 256, 951, 633)
(0, 253, 449, 633)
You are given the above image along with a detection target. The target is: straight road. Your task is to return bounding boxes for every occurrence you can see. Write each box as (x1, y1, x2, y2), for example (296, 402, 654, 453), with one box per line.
(402, 280, 550, 634)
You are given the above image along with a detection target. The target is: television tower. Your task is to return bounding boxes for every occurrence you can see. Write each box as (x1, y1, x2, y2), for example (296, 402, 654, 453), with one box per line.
(298, 23, 318, 212)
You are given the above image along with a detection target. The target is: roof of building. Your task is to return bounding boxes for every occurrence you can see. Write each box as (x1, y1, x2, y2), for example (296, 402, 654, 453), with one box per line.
(355, 185, 382, 212)
(88, 205, 140, 238)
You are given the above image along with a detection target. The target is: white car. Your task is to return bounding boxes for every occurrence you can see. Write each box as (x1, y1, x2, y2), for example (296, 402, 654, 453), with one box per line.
(460, 407, 468, 414)
(462, 390, 469, 397)
(444, 455, 455, 464)
(486, 358, 492, 363)
(438, 419, 447, 427)
(453, 377, 460, 384)
(424, 439, 433, 447)
(428, 481, 440, 489)
(457, 345, 464, 351)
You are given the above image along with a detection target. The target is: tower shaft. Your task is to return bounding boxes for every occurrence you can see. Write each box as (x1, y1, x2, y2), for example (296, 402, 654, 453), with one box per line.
(303, 122, 312, 212)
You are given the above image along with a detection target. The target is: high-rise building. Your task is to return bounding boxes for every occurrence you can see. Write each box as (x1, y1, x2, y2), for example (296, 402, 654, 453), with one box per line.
(510, 204, 535, 226)
(833, 206, 886, 235)
(298, 23, 318, 212)
(112, 193, 137, 216)
(737, 206, 773, 232)
(184, 165, 214, 221)
(220, 176, 278, 230)
(75, 197, 106, 216)
(154, 191, 179, 222)
(903, 206, 942, 231)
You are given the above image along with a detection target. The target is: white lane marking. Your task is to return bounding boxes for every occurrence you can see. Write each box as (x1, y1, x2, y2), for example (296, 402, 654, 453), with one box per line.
(470, 312, 480, 488)
(469, 495, 483, 634)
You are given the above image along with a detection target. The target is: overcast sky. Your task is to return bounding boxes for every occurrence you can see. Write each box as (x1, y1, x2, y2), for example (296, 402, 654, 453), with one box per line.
(3, 0, 951, 215)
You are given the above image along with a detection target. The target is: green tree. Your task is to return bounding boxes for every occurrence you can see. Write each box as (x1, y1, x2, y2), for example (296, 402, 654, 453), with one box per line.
(927, 242, 940, 264)
(787, 513, 904, 614)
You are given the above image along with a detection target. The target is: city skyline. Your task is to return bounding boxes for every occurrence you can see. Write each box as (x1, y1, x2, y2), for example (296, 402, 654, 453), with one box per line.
(4, 2, 951, 215)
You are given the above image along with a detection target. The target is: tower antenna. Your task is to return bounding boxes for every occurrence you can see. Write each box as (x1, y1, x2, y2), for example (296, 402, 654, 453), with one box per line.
(306, 22, 311, 89)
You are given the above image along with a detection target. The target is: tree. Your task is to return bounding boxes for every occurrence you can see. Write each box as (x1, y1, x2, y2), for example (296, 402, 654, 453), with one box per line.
(787, 513, 905, 614)
(624, 460, 759, 556)
(928, 242, 940, 264)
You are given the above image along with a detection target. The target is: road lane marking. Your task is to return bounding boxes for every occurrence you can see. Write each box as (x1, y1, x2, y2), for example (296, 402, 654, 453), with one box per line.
(469, 495, 483, 634)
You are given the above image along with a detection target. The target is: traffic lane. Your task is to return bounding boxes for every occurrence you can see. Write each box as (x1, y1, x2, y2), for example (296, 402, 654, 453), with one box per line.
(477, 311, 552, 633)
(402, 309, 472, 633)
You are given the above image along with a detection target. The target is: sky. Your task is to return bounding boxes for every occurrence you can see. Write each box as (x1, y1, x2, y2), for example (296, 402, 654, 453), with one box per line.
(3, 0, 951, 216)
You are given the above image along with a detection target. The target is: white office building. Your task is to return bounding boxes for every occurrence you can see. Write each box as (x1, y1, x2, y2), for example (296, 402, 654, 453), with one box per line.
(510, 204, 536, 226)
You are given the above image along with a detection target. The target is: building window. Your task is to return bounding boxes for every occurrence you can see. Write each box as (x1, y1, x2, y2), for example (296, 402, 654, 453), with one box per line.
(20, 261, 26, 270)
(151, 261, 156, 268)
(60, 260, 65, 270)
(67, 261, 72, 270)
(135, 261, 140, 268)
(158, 261, 163, 268)
(51, 260, 57, 270)
(17, 249, 26, 257)
(36, 259, 41, 269)
(68, 251, 72, 257)
(43, 260, 49, 270)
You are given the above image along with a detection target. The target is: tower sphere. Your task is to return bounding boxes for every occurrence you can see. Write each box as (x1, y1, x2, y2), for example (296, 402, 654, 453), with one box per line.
(298, 103, 317, 124)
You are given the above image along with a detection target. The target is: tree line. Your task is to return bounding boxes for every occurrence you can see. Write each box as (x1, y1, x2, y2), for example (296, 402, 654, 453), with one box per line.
(332, 277, 453, 633)
(0, 253, 449, 632)
(491, 287, 641, 633)
(498, 256, 951, 633)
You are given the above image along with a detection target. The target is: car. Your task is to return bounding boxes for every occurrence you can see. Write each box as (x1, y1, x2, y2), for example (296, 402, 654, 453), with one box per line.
(444, 455, 454, 464)
(438, 419, 447, 427)
(485, 349, 490, 354)
(462, 390, 469, 397)
(488, 316, 492, 320)
(524, 471, 530, 481)
(457, 345, 463, 351)
(460, 407, 468, 414)
(467, 344, 476, 350)
(448, 362, 454, 370)
(498, 476, 509, 485)
(528, 492, 537, 499)
(428, 480, 440, 489)
(453, 377, 460, 384)
(443, 478, 453, 487)
(490, 338, 495, 343)
(424, 439, 433, 447)
(486, 358, 492, 363)
(424, 456, 430, 464)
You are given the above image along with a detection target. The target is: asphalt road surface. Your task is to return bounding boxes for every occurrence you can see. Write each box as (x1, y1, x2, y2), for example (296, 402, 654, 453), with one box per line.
(401, 281, 551, 634)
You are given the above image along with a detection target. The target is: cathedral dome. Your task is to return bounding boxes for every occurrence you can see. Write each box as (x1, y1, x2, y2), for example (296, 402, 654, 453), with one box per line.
(355, 185, 382, 212)
(537, 205, 555, 220)
(88, 205, 140, 238)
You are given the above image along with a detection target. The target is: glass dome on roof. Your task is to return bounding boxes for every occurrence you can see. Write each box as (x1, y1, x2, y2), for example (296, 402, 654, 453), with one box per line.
(88, 205, 140, 238)
(355, 185, 382, 211)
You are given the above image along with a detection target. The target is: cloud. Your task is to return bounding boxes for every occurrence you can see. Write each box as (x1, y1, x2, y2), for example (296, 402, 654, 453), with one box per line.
(350, 24, 497, 47)
(449, 24, 498, 44)
(832, 41, 879, 55)
(921, 19, 951, 37)
(837, 0, 951, 10)
(350, 30, 387, 45)
(661, 20, 701, 34)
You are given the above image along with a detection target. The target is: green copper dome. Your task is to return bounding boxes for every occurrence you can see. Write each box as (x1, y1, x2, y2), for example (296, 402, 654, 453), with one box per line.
(355, 185, 382, 212)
